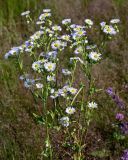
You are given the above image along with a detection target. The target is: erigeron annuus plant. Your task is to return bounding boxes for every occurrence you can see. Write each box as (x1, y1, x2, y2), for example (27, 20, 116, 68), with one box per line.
(4, 9, 120, 159)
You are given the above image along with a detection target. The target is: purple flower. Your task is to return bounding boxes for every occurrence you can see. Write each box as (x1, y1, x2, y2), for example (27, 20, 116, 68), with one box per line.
(120, 122, 128, 135)
(116, 113, 124, 121)
(106, 87, 125, 109)
(106, 87, 114, 96)
(120, 149, 128, 160)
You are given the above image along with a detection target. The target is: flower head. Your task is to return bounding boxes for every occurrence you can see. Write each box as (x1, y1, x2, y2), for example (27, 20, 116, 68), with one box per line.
(43, 9, 51, 13)
(51, 40, 67, 50)
(62, 19, 71, 25)
(110, 19, 120, 24)
(88, 51, 101, 61)
(36, 83, 43, 89)
(67, 87, 77, 95)
(85, 19, 93, 27)
(44, 62, 56, 72)
(88, 102, 98, 109)
(32, 60, 43, 72)
(116, 113, 124, 121)
(21, 10, 30, 16)
(103, 25, 117, 35)
(66, 107, 76, 115)
(52, 25, 62, 31)
(60, 116, 69, 127)
(47, 75, 56, 82)
(120, 150, 128, 160)
(62, 69, 71, 75)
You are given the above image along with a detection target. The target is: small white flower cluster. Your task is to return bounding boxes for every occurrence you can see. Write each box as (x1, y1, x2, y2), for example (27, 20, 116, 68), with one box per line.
(51, 40, 67, 50)
(59, 106, 76, 127)
(5, 9, 120, 133)
(50, 86, 77, 99)
(100, 19, 120, 36)
(88, 102, 98, 109)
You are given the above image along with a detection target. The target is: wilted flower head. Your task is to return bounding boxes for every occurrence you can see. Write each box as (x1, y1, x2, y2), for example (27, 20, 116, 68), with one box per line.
(88, 102, 98, 109)
(116, 113, 124, 121)
(60, 116, 69, 127)
(66, 107, 76, 115)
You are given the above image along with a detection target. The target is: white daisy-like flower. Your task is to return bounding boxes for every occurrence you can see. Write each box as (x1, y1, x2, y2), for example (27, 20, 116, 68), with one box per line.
(30, 31, 44, 41)
(39, 13, 51, 21)
(51, 40, 67, 50)
(52, 25, 62, 31)
(68, 87, 77, 95)
(21, 10, 30, 16)
(66, 107, 76, 115)
(110, 19, 120, 24)
(74, 46, 83, 54)
(88, 52, 101, 61)
(85, 19, 93, 26)
(50, 91, 59, 99)
(103, 25, 117, 35)
(60, 35, 71, 41)
(47, 75, 56, 82)
(88, 102, 98, 109)
(32, 60, 42, 72)
(73, 25, 85, 32)
(44, 62, 56, 72)
(60, 116, 69, 127)
(36, 83, 43, 89)
(62, 69, 71, 75)
(43, 9, 51, 13)
(62, 19, 71, 25)
(46, 51, 57, 59)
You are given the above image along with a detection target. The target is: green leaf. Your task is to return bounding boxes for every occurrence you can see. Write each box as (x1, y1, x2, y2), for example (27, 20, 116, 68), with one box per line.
(90, 149, 110, 158)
